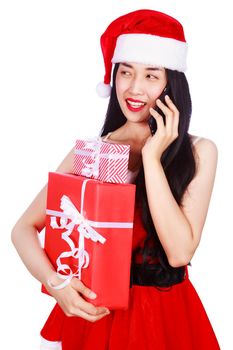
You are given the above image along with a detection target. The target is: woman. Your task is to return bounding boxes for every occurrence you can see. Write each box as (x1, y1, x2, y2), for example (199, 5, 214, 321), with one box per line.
(12, 9, 220, 349)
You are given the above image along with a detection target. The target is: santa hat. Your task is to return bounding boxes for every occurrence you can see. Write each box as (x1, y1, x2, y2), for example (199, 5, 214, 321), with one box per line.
(96, 9, 188, 98)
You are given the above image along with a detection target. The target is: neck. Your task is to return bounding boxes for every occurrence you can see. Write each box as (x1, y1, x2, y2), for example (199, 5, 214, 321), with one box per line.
(113, 121, 151, 145)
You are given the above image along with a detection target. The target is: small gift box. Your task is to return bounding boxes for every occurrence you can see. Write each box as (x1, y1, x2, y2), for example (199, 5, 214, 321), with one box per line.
(42, 172, 136, 310)
(73, 137, 130, 183)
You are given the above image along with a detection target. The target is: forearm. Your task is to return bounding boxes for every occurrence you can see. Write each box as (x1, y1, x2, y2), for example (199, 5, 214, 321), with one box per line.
(142, 155, 194, 267)
(11, 225, 56, 286)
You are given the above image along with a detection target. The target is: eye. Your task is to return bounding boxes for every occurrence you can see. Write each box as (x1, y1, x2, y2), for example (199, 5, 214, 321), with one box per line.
(146, 74, 158, 80)
(120, 70, 131, 76)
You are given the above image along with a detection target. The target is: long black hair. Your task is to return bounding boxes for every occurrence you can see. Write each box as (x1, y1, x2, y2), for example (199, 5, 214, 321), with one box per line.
(99, 63, 196, 289)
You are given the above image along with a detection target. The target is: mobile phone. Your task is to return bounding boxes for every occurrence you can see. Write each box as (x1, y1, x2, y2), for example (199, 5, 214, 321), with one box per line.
(148, 85, 171, 135)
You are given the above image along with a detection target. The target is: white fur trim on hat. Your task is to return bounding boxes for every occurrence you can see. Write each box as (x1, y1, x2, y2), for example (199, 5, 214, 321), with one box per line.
(112, 34, 188, 72)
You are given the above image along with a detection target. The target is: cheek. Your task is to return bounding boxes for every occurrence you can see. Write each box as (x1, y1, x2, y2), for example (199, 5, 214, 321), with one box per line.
(116, 78, 128, 97)
(148, 86, 166, 105)
(116, 80, 129, 110)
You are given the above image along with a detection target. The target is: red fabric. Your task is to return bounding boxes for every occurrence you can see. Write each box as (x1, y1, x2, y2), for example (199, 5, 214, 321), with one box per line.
(41, 202, 220, 349)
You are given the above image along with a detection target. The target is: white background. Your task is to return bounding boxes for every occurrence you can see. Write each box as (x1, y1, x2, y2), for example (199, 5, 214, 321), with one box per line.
(0, 0, 232, 349)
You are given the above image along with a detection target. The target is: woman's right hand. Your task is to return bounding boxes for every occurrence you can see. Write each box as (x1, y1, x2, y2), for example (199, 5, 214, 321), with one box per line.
(46, 275, 110, 322)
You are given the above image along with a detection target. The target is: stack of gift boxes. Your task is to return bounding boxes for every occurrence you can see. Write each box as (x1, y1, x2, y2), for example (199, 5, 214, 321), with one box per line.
(42, 137, 136, 310)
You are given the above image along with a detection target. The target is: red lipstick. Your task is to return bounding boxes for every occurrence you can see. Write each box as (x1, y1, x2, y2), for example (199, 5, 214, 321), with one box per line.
(127, 98, 145, 103)
(126, 98, 146, 112)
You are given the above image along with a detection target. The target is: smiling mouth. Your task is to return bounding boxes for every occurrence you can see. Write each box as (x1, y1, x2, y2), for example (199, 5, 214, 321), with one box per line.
(126, 99, 146, 111)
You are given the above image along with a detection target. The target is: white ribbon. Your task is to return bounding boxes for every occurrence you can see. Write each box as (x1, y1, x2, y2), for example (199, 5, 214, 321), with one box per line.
(46, 178, 106, 289)
(80, 137, 102, 178)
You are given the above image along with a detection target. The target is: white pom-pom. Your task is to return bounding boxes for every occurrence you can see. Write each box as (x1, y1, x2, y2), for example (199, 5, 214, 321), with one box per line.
(96, 82, 112, 98)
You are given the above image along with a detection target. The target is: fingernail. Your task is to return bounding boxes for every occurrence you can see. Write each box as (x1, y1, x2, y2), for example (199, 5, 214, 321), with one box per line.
(89, 291, 97, 299)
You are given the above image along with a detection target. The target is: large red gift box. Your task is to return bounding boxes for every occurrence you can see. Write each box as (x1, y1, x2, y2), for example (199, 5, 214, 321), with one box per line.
(42, 172, 136, 309)
(73, 137, 130, 183)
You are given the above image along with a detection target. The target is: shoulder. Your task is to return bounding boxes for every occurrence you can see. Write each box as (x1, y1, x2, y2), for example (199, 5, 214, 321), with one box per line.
(189, 134, 218, 171)
(189, 133, 218, 153)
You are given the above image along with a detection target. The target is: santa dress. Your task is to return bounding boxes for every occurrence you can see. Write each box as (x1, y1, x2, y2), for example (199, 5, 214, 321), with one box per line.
(40, 134, 221, 350)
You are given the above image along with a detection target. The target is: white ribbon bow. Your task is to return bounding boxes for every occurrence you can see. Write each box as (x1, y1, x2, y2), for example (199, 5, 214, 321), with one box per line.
(46, 179, 106, 289)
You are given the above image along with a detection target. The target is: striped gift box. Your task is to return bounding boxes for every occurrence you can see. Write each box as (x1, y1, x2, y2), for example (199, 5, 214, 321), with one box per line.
(73, 138, 130, 184)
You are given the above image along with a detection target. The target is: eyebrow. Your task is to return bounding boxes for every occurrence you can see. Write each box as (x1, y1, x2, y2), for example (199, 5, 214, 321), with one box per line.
(120, 62, 162, 71)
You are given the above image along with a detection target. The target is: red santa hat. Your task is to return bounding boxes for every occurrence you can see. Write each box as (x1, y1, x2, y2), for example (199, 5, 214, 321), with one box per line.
(96, 9, 188, 97)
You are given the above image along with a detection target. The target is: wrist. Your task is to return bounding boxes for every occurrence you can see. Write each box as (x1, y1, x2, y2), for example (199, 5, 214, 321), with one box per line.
(46, 271, 60, 286)
(142, 151, 161, 165)
(46, 271, 72, 291)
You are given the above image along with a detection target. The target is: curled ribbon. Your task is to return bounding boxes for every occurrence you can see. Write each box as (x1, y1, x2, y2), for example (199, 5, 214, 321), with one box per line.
(81, 137, 102, 178)
(46, 178, 106, 289)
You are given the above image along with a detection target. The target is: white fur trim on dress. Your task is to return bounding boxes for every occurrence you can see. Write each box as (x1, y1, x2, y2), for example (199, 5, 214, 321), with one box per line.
(112, 33, 188, 72)
(40, 336, 62, 350)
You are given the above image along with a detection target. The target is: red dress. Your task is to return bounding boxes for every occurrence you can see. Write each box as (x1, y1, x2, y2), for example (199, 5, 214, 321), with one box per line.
(40, 200, 221, 350)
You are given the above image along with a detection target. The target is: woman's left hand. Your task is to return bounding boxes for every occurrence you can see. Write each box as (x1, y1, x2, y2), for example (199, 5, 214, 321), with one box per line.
(142, 95, 180, 161)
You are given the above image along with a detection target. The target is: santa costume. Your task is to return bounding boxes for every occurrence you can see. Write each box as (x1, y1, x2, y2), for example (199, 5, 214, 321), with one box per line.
(40, 9, 220, 350)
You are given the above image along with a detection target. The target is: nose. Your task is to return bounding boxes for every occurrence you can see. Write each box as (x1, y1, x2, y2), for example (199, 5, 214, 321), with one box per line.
(128, 77, 144, 95)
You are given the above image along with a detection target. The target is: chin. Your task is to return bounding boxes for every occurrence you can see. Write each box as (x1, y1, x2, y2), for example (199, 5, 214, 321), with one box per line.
(123, 109, 149, 121)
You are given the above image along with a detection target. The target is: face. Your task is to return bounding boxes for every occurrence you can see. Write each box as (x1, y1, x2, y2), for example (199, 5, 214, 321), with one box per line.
(115, 62, 167, 122)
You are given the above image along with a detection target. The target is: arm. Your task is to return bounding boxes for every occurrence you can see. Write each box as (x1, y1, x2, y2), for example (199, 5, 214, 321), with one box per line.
(11, 147, 110, 320)
(11, 148, 75, 287)
(142, 95, 218, 267)
(142, 138, 218, 267)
